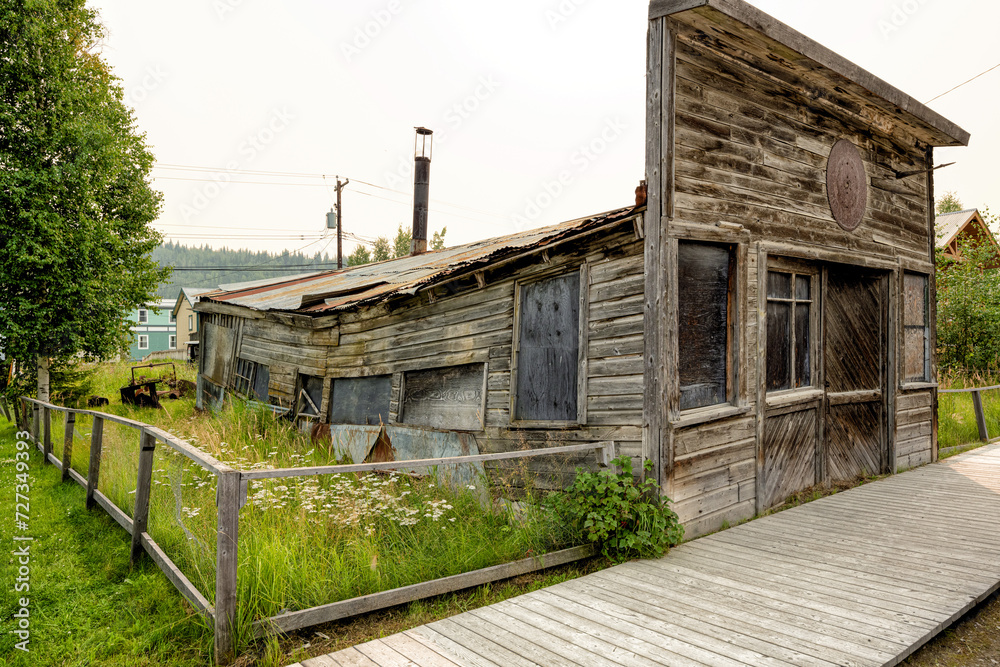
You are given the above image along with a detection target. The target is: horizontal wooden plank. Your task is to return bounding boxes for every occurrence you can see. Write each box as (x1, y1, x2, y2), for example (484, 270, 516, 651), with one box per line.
(242, 442, 614, 480)
(253, 545, 595, 637)
(139, 533, 214, 618)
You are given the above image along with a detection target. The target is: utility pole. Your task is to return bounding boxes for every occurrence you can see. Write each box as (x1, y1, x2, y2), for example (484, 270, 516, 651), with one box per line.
(335, 177, 349, 269)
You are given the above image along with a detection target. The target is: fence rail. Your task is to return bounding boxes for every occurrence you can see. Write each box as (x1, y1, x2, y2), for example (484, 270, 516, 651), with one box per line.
(10, 396, 613, 665)
(938, 384, 1000, 443)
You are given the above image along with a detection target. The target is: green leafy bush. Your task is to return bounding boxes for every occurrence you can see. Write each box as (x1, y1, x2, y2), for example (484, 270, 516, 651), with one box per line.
(546, 456, 683, 562)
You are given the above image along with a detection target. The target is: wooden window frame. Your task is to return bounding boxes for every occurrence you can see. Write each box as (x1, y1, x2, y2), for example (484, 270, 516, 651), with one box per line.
(509, 263, 589, 428)
(399, 363, 488, 432)
(765, 261, 820, 396)
(902, 271, 931, 386)
(674, 240, 741, 417)
(233, 358, 257, 398)
(294, 372, 324, 419)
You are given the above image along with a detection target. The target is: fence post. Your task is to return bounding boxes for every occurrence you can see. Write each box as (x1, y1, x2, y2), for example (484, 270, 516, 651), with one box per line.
(130, 429, 157, 566)
(972, 390, 990, 442)
(87, 416, 105, 510)
(0, 397, 10, 422)
(42, 407, 52, 464)
(215, 469, 242, 665)
(62, 412, 75, 482)
(31, 402, 39, 446)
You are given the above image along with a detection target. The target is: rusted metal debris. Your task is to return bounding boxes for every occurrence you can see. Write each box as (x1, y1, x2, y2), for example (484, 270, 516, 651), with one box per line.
(120, 362, 194, 408)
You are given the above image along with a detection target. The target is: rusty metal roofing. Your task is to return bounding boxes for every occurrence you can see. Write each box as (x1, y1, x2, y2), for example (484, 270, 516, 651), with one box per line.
(199, 206, 638, 315)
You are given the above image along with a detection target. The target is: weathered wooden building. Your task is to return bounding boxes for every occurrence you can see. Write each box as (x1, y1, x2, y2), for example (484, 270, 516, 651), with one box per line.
(196, 0, 969, 537)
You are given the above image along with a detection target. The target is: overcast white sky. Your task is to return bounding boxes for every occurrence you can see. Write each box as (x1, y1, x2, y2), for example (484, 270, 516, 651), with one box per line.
(89, 0, 999, 257)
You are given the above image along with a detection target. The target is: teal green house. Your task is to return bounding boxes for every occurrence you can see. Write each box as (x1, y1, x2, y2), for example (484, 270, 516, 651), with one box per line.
(127, 299, 177, 361)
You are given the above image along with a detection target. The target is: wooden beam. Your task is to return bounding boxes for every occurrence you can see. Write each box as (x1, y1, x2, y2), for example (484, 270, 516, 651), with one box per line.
(643, 16, 666, 493)
(86, 416, 103, 511)
(42, 407, 51, 465)
(252, 545, 596, 638)
(130, 430, 157, 566)
(214, 470, 242, 665)
(61, 412, 74, 482)
(140, 532, 215, 619)
(241, 441, 615, 481)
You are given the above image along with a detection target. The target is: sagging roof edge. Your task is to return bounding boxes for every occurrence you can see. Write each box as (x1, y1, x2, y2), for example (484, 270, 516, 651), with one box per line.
(649, 0, 970, 147)
(197, 208, 644, 320)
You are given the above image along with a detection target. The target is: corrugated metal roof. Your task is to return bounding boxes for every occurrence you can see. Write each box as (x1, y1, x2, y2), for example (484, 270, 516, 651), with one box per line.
(935, 209, 982, 248)
(200, 207, 638, 315)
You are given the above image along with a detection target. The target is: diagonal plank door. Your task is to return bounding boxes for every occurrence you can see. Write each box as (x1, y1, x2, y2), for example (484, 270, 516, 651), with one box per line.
(825, 267, 887, 481)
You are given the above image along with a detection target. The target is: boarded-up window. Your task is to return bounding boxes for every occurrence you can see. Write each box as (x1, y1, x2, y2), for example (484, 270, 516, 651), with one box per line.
(514, 271, 581, 422)
(904, 273, 930, 383)
(232, 358, 269, 401)
(678, 242, 733, 411)
(329, 375, 393, 425)
(401, 363, 485, 431)
(296, 373, 324, 417)
(201, 322, 235, 386)
(766, 271, 813, 392)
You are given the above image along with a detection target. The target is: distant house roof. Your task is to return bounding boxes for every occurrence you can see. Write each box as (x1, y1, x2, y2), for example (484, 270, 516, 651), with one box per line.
(172, 287, 214, 316)
(199, 206, 639, 316)
(935, 208, 1000, 265)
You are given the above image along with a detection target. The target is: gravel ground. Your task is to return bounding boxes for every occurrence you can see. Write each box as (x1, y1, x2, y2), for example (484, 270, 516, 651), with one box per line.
(904, 591, 1000, 667)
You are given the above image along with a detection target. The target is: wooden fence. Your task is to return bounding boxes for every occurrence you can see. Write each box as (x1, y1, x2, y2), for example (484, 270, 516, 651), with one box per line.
(939, 383, 1000, 443)
(11, 397, 611, 665)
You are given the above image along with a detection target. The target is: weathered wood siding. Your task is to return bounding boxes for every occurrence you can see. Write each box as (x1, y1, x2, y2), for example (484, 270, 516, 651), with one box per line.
(671, 23, 931, 260)
(649, 13, 937, 537)
(234, 230, 643, 486)
(896, 390, 934, 470)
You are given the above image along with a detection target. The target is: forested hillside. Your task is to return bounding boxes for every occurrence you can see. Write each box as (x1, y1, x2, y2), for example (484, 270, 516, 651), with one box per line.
(151, 242, 339, 298)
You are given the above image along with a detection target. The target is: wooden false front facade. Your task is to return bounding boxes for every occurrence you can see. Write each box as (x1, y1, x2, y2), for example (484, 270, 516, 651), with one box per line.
(644, 0, 968, 536)
(195, 0, 968, 539)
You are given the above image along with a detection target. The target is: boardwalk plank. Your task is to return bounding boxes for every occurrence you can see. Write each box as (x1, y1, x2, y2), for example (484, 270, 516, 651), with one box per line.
(528, 588, 799, 667)
(406, 628, 503, 667)
(672, 542, 952, 621)
(550, 579, 843, 667)
(378, 634, 464, 667)
(682, 538, 965, 613)
(634, 559, 918, 646)
(303, 444, 1000, 667)
(595, 566, 895, 664)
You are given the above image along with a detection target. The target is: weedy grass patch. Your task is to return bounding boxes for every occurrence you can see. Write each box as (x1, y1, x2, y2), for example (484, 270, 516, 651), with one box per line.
(937, 371, 1000, 450)
(35, 361, 574, 657)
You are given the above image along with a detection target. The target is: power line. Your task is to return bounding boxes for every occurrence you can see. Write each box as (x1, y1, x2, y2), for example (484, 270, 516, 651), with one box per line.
(151, 162, 510, 225)
(925, 61, 1000, 104)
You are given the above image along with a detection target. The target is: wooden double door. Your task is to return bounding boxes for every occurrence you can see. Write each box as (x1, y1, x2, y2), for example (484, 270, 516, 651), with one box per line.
(759, 263, 889, 510)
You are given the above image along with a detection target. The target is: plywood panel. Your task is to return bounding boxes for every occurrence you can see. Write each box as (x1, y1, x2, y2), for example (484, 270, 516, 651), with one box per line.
(401, 364, 486, 432)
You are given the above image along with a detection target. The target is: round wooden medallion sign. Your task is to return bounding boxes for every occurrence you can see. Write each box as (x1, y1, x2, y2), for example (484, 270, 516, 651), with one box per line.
(826, 139, 868, 232)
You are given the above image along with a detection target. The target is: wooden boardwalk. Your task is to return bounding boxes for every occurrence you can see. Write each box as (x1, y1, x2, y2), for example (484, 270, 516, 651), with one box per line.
(290, 445, 1000, 667)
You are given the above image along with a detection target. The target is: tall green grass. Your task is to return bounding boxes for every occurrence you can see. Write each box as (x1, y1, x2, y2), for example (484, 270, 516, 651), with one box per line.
(36, 361, 567, 654)
(937, 371, 1000, 449)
